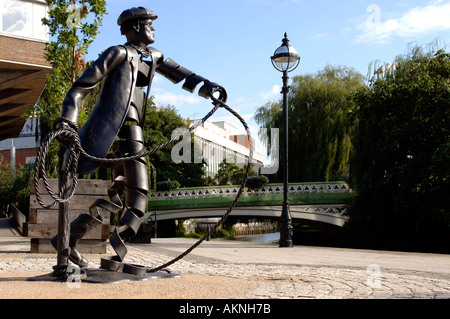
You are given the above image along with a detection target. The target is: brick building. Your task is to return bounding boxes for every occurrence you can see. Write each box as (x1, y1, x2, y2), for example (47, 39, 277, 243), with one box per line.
(0, 117, 39, 166)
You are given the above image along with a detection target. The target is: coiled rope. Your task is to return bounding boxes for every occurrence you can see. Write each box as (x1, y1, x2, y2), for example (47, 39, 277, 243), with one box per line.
(34, 95, 253, 273)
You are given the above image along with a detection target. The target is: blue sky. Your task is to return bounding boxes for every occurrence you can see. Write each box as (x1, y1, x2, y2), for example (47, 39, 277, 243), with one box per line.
(84, 0, 450, 155)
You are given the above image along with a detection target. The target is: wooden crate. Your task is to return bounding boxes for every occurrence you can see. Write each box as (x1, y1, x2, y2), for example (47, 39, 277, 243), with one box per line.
(29, 179, 112, 253)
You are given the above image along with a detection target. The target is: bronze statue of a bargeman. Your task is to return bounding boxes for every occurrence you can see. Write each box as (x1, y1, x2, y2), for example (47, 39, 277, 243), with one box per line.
(51, 7, 227, 268)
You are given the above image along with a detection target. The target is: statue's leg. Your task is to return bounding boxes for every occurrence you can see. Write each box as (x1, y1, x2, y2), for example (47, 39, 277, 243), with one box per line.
(50, 213, 102, 268)
(108, 122, 148, 262)
(50, 163, 117, 268)
(122, 158, 148, 233)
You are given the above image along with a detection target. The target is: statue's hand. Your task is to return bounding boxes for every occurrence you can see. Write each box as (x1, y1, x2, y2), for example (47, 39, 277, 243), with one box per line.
(210, 85, 228, 104)
(53, 117, 79, 132)
(198, 81, 228, 103)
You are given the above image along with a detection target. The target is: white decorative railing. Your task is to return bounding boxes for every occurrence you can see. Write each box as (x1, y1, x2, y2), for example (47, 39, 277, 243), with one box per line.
(299, 206, 349, 217)
(149, 182, 352, 201)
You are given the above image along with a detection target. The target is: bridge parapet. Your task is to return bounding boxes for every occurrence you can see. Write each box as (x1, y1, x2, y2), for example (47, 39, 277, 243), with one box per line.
(149, 182, 352, 201)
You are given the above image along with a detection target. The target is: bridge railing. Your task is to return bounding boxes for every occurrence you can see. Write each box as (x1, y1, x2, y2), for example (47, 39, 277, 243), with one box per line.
(149, 182, 352, 201)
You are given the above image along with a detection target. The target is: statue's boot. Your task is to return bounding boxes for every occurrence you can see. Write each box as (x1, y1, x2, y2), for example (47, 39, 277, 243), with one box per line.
(50, 214, 102, 267)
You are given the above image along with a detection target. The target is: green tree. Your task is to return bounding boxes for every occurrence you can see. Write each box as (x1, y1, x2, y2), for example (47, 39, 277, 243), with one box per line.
(0, 157, 33, 216)
(215, 160, 241, 185)
(345, 43, 450, 253)
(215, 160, 256, 185)
(144, 104, 206, 188)
(255, 65, 365, 182)
(27, 0, 106, 177)
(231, 164, 256, 185)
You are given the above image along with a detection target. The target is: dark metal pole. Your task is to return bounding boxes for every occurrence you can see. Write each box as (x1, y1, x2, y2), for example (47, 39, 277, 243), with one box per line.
(55, 146, 70, 272)
(279, 70, 293, 247)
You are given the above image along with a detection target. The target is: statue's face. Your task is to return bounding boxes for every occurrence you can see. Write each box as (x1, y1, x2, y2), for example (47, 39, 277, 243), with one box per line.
(139, 18, 155, 45)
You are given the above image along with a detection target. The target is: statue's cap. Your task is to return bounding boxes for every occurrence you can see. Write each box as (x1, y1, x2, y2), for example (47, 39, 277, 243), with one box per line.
(117, 7, 158, 25)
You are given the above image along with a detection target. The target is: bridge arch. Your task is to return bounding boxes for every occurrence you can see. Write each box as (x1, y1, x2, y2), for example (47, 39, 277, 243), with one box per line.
(146, 205, 348, 228)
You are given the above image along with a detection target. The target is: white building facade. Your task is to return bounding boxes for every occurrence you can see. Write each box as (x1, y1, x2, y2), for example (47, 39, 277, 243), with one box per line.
(192, 120, 264, 178)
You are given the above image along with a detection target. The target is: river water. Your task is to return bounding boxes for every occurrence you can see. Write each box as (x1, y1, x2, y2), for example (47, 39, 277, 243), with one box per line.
(235, 232, 280, 245)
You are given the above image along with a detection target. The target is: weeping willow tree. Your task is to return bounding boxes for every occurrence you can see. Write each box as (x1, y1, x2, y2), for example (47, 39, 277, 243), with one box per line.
(255, 65, 366, 182)
(344, 41, 450, 253)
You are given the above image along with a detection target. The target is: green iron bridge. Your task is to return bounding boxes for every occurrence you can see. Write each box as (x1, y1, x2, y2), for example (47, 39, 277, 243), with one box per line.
(146, 181, 355, 227)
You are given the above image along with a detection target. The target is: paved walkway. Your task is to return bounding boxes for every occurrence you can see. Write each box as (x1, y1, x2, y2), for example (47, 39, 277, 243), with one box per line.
(126, 238, 450, 299)
(1, 218, 450, 299)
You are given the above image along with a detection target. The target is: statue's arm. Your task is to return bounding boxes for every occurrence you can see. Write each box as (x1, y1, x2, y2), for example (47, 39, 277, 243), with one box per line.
(154, 54, 227, 103)
(58, 46, 127, 129)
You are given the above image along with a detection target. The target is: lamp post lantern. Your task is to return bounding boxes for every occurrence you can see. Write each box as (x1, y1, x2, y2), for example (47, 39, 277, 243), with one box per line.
(271, 33, 300, 247)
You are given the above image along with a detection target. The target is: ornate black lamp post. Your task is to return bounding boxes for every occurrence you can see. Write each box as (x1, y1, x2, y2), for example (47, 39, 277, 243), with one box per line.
(271, 33, 300, 247)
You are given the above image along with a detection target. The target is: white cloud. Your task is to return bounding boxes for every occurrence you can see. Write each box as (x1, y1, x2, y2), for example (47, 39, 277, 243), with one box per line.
(259, 85, 281, 101)
(152, 74, 164, 84)
(152, 87, 203, 107)
(308, 33, 334, 41)
(355, 1, 450, 45)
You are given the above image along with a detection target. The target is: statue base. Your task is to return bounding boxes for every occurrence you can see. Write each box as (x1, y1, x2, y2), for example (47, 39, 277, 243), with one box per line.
(28, 268, 180, 284)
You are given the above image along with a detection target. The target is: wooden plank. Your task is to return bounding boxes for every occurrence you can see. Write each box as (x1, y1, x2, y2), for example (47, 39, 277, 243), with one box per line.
(31, 179, 111, 195)
(30, 238, 107, 254)
(28, 208, 37, 224)
(29, 209, 110, 225)
(27, 223, 110, 240)
(29, 194, 112, 210)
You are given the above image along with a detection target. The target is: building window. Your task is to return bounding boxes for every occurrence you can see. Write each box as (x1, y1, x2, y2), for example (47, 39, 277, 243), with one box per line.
(0, 0, 48, 41)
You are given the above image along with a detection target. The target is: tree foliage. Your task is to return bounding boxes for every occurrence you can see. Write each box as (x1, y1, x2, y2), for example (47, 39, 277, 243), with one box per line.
(156, 180, 181, 192)
(215, 160, 256, 185)
(246, 175, 269, 190)
(37, 0, 106, 127)
(27, 0, 106, 176)
(345, 43, 450, 253)
(0, 157, 33, 216)
(255, 65, 365, 182)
